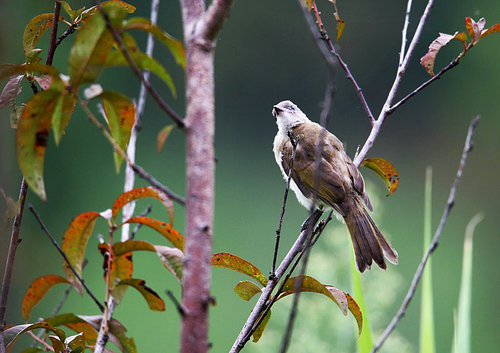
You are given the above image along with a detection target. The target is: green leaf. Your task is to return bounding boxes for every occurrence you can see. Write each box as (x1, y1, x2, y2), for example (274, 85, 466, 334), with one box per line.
(48, 335, 66, 353)
(65, 332, 86, 353)
(420, 167, 436, 353)
(59, 1, 86, 23)
(113, 240, 156, 255)
(52, 93, 76, 145)
(154, 245, 184, 283)
(361, 157, 399, 196)
(112, 278, 165, 311)
(125, 216, 184, 250)
(45, 313, 98, 346)
(123, 17, 186, 69)
(212, 252, 268, 286)
(252, 310, 271, 342)
(351, 257, 373, 348)
(75, 315, 138, 353)
(21, 275, 70, 321)
(16, 89, 61, 200)
(111, 186, 174, 225)
(99, 91, 136, 172)
(105, 33, 177, 98)
(3, 322, 66, 351)
(233, 280, 262, 301)
(23, 14, 61, 63)
(68, 3, 127, 88)
(62, 211, 101, 294)
(452, 213, 483, 353)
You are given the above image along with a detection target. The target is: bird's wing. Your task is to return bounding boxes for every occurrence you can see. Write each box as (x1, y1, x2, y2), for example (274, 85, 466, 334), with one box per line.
(281, 127, 347, 209)
(344, 153, 373, 211)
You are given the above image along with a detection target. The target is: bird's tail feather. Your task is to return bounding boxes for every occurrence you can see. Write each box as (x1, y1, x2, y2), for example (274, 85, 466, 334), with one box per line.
(344, 205, 398, 273)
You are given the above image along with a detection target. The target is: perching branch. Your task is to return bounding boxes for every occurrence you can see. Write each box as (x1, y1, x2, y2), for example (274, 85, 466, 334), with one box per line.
(371, 115, 480, 353)
(45, 0, 61, 66)
(94, 0, 185, 129)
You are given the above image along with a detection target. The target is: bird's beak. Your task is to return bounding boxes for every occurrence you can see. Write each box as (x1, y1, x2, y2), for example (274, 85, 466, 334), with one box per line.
(272, 105, 283, 117)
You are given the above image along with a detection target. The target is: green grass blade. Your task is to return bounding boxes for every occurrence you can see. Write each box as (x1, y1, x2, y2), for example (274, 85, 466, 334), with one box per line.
(352, 254, 373, 352)
(451, 213, 484, 353)
(420, 166, 436, 353)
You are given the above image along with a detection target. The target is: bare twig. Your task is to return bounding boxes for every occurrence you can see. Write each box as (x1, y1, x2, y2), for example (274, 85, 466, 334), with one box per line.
(121, 0, 160, 242)
(0, 180, 28, 353)
(28, 205, 105, 313)
(45, 0, 61, 66)
(166, 290, 185, 316)
(94, 298, 115, 353)
(399, 0, 414, 67)
(371, 116, 480, 353)
(55, 22, 78, 47)
(80, 99, 185, 205)
(130, 205, 153, 239)
(353, 0, 435, 166)
(28, 331, 54, 352)
(94, 0, 185, 129)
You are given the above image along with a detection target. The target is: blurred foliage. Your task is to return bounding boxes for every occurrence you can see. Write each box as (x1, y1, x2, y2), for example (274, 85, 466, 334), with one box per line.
(1, 0, 499, 352)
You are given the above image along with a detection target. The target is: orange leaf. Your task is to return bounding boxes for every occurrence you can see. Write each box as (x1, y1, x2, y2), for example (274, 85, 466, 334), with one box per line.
(125, 216, 184, 250)
(112, 278, 165, 311)
(112, 186, 174, 225)
(22, 275, 69, 321)
(113, 240, 156, 255)
(346, 293, 363, 338)
(62, 212, 101, 294)
(480, 23, 500, 39)
(361, 157, 399, 196)
(157, 124, 175, 152)
(465, 17, 485, 42)
(212, 253, 268, 286)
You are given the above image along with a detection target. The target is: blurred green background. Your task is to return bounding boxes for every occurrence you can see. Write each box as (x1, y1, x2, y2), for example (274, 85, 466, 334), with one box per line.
(1, 0, 499, 352)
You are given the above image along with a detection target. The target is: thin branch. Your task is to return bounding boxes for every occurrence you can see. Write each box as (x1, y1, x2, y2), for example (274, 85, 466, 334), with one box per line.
(45, 0, 61, 66)
(230, 211, 322, 353)
(387, 56, 461, 114)
(130, 205, 153, 239)
(55, 23, 78, 47)
(94, 0, 185, 129)
(79, 99, 185, 205)
(28, 331, 54, 352)
(94, 298, 115, 353)
(28, 205, 105, 313)
(0, 179, 28, 353)
(399, 0, 414, 67)
(371, 115, 480, 353)
(272, 135, 299, 276)
(166, 290, 185, 317)
(121, 0, 160, 242)
(353, 0, 435, 166)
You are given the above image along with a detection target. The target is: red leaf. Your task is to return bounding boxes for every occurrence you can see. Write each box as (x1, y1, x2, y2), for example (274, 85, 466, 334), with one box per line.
(22, 275, 69, 321)
(15, 89, 61, 200)
(361, 157, 399, 196)
(112, 186, 174, 225)
(212, 253, 268, 286)
(62, 212, 101, 294)
(126, 216, 184, 250)
(420, 32, 463, 76)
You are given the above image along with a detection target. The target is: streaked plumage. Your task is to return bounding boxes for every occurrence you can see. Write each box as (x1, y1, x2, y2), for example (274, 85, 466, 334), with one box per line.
(272, 100, 398, 272)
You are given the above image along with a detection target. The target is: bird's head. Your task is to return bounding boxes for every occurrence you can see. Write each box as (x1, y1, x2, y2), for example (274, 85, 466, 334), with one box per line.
(272, 100, 309, 131)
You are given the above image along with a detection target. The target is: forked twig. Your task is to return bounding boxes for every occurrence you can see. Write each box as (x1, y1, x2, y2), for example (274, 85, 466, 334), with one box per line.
(371, 116, 480, 352)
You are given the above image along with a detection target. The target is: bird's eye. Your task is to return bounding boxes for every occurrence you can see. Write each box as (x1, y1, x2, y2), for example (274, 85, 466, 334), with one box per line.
(287, 105, 295, 111)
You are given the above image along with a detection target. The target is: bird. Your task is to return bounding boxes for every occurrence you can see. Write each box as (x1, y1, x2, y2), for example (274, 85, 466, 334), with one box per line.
(272, 100, 398, 272)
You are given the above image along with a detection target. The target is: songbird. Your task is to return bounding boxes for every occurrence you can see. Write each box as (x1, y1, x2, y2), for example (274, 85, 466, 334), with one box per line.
(272, 100, 398, 272)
